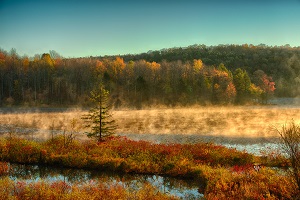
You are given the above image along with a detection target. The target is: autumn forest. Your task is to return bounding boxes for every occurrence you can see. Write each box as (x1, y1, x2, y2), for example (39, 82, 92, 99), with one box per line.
(1, 44, 299, 108)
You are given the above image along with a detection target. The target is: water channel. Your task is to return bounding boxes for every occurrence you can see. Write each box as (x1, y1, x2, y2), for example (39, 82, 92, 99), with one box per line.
(6, 163, 204, 199)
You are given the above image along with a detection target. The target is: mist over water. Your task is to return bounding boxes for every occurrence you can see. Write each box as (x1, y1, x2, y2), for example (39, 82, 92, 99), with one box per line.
(0, 103, 299, 154)
(115, 106, 300, 138)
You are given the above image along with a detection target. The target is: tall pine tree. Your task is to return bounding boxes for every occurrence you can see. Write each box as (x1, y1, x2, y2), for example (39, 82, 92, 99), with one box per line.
(82, 83, 116, 142)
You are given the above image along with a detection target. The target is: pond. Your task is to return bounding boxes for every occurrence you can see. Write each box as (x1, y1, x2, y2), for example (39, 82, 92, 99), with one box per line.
(7, 163, 204, 199)
(0, 122, 283, 157)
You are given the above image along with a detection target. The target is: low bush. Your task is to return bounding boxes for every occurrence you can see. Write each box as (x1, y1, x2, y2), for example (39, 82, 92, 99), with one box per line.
(0, 162, 9, 176)
(0, 136, 296, 199)
(1, 138, 41, 164)
(204, 167, 298, 199)
(0, 136, 257, 175)
(0, 177, 176, 200)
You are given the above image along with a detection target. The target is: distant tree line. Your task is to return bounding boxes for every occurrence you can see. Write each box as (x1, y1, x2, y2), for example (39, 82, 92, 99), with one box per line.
(2, 44, 298, 108)
(116, 44, 300, 98)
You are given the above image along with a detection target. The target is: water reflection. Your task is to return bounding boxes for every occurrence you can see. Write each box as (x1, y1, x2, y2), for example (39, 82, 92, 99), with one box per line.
(8, 164, 204, 199)
(222, 142, 283, 156)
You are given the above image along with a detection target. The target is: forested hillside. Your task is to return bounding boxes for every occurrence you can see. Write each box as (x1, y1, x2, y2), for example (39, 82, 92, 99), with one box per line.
(1, 44, 299, 107)
(118, 44, 300, 98)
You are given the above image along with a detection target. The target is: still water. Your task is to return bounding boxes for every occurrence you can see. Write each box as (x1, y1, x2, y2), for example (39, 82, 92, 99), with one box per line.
(8, 163, 204, 199)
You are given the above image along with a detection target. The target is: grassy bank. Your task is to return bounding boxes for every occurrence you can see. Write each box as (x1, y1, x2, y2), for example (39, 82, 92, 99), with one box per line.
(0, 136, 255, 174)
(0, 177, 176, 200)
(0, 136, 297, 199)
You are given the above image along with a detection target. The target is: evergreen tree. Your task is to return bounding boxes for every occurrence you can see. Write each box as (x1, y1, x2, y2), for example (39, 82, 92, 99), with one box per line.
(82, 83, 116, 142)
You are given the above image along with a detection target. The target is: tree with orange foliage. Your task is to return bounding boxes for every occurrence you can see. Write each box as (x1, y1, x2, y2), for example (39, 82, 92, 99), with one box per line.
(253, 70, 275, 104)
(212, 64, 236, 104)
(112, 57, 125, 82)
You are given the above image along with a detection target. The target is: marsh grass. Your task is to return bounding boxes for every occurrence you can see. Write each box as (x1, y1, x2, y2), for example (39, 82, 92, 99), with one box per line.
(273, 121, 300, 192)
(0, 177, 177, 200)
(0, 136, 296, 199)
(0, 136, 255, 172)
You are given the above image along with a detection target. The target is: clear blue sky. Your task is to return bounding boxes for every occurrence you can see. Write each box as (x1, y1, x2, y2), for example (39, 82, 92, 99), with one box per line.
(1, 0, 300, 58)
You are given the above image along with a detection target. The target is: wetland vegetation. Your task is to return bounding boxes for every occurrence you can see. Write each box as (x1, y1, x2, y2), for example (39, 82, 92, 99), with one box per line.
(0, 130, 298, 199)
(0, 45, 300, 199)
